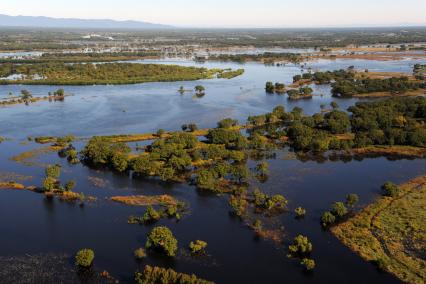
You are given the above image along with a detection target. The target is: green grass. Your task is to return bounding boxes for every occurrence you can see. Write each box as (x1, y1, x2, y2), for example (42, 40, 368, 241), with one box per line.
(331, 175, 426, 284)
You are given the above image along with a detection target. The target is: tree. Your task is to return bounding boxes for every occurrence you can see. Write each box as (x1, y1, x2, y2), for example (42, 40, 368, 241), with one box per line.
(217, 118, 238, 129)
(382, 182, 400, 197)
(331, 202, 348, 218)
(295, 207, 306, 217)
(111, 152, 128, 172)
(146, 226, 178, 257)
(156, 129, 166, 137)
(324, 110, 350, 134)
(346, 193, 359, 207)
(288, 235, 313, 255)
(75, 249, 94, 268)
(265, 81, 275, 93)
(321, 211, 336, 227)
(45, 164, 61, 179)
(43, 177, 57, 192)
(64, 180, 76, 192)
(134, 248, 146, 260)
(195, 85, 205, 96)
(301, 258, 315, 271)
(143, 206, 161, 223)
(189, 240, 208, 254)
(20, 89, 33, 104)
(188, 123, 198, 132)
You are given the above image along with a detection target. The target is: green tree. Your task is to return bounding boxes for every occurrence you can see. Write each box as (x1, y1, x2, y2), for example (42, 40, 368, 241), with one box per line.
(75, 249, 94, 268)
(331, 202, 348, 218)
(146, 226, 178, 257)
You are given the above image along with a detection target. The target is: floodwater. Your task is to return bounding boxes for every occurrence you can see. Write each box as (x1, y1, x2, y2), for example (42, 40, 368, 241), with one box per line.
(0, 57, 425, 283)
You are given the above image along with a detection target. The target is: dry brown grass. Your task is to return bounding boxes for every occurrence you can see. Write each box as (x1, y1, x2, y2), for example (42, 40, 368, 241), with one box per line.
(353, 89, 426, 98)
(110, 195, 179, 206)
(0, 182, 25, 190)
(350, 146, 426, 158)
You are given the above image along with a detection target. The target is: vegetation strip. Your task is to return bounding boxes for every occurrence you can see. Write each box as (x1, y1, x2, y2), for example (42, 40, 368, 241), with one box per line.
(331, 175, 426, 284)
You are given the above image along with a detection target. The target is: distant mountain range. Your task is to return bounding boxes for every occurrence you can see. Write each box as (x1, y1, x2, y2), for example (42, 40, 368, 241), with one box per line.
(0, 14, 172, 29)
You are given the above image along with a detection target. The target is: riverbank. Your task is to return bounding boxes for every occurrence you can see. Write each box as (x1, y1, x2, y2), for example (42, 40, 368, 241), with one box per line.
(331, 175, 426, 284)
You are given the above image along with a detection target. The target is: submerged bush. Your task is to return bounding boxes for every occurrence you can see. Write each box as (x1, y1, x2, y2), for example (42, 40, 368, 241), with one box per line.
(146, 226, 178, 257)
(135, 265, 213, 284)
(331, 202, 348, 218)
(321, 211, 336, 227)
(142, 206, 162, 223)
(300, 258, 316, 271)
(288, 235, 313, 256)
(189, 240, 208, 254)
(295, 207, 306, 217)
(75, 249, 95, 268)
(134, 248, 147, 260)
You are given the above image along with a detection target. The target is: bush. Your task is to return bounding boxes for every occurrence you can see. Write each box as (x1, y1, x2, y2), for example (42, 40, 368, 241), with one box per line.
(321, 211, 336, 227)
(134, 248, 147, 260)
(189, 240, 208, 254)
(331, 202, 348, 218)
(143, 206, 161, 223)
(301, 258, 315, 271)
(217, 118, 238, 129)
(346, 193, 359, 207)
(43, 177, 57, 192)
(75, 249, 95, 268)
(45, 164, 61, 179)
(288, 235, 313, 256)
(64, 180, 76, 192)
(135, 265, 213, 284)
(382, 182, 400, 197)
(295, 207, 306, 217)
(146, 226, 178, 257)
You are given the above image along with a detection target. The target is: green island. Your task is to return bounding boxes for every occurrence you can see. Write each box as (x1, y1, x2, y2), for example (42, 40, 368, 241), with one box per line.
(0, 51, 161, 64)
(292, 68, 426, 98)
(0, 62, 243, 85)
(331, 175, 426, 284)
(204, 52, 302, 64)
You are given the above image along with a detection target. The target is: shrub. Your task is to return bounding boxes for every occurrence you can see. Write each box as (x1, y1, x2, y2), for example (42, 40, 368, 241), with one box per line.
(45, 164, 61, 179)
(146, 226, 178, 257)
(288, 235, 313, 256)
(142, 206, 161, 223)
(295, 207, 306, 217)
(43, 177, 57, 192)
(321, 211, 336, 227)
(382, 182, 400, 197)
(331, 202, 348, 218)
(300, 258, 315, 271)
(75, 249, 95, 268)
(345, 193, 359, 207)
(134, 248, 147, 260)
(64, 180, 76, 192)
(135, 265, 213, 284)
(217, 118, 238, 129)
(189, 240, 208, 254)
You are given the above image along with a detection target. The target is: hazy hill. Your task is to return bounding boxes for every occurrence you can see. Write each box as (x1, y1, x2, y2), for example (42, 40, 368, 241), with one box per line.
(0, 14, 172, 29)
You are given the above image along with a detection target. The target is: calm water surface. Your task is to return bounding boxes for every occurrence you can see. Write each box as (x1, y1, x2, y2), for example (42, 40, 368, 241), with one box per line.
(0, 58, 425, 283)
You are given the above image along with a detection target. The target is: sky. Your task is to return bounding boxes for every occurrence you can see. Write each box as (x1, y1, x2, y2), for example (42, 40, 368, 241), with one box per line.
(1, 0, 425, 28)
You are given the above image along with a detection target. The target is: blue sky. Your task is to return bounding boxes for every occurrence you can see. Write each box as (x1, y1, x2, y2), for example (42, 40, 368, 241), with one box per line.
(1, 0, 425, 28)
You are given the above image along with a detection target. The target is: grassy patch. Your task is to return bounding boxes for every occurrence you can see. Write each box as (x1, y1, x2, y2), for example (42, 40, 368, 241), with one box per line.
(331, 175, 426, 284)
(110, 195, 179, 206)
